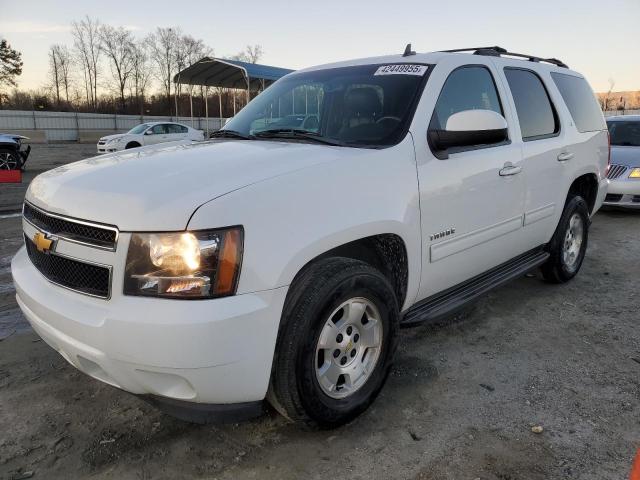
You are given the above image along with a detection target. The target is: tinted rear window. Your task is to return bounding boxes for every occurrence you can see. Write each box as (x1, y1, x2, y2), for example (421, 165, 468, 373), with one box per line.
(551, 73, 605, 133)
(505, 68, 558, 140)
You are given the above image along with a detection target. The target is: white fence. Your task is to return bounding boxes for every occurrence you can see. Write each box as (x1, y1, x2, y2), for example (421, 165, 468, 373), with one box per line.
(0, 110, 229, 142)
(604, 109, 640, 117)
(1, 108, 637, 142)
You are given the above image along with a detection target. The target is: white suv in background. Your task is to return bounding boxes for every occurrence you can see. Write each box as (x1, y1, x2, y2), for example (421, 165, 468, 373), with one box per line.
(13, 46, 608, 428)
(97, 122, 204, 153)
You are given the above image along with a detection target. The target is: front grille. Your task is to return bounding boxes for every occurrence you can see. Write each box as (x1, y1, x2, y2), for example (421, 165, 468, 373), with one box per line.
(24, 234, 111, 298)
(98, 141, 106, 145)
(605, 194, 623, 203)
(23, 202, 118, 250)
(607, 164, 628, 180)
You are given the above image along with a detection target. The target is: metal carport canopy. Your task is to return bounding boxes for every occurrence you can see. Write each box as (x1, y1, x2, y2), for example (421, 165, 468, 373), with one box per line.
(174, 57, 294, 89)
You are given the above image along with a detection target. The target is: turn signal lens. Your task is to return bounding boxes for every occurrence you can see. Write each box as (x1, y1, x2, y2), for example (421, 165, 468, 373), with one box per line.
(629, 168, 640, 179)
(124, 227, 243, 299)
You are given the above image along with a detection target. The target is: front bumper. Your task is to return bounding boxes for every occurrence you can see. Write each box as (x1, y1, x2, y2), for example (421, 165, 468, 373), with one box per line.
(11, 246, 288, 405)
(97, 145, 118, 154)
(603, 178, 640, 209)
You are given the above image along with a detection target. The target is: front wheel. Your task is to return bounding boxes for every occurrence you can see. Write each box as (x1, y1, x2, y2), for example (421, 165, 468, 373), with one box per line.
(541, 195, 590, 283)
(0, 148, 19, 170)
(268, 257, 399, 428)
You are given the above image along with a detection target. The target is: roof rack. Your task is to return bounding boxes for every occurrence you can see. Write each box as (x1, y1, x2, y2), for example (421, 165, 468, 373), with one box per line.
(442, 46, 568, 69)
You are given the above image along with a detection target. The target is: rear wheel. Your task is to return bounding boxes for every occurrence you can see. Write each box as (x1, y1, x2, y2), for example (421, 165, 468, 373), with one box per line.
(541, 195, 589, 283)
(0, 148, 19, 170)
(268, 257, 399, 428)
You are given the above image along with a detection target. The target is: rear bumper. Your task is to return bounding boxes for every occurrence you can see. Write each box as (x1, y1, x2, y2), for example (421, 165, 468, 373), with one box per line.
(593, 177, 610, 215)
(12, 246, 288, 405)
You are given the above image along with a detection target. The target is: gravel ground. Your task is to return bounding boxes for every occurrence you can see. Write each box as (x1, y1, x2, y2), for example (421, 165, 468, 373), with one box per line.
(0, 144, 639, 479)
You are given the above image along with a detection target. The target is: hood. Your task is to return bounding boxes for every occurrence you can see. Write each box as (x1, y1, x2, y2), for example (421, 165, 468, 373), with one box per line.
(0, 133, 28, 144)
(26, 140, 353, 230)
(99, 133, 128, 142)
(610, 145, 640, 168)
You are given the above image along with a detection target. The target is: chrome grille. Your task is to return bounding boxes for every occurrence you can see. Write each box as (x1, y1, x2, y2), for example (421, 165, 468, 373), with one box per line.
(24, 234, 111, 299)
(23, 202, 118, 251)
(607, 164, 628, 180)
(605, 194, 623, 203)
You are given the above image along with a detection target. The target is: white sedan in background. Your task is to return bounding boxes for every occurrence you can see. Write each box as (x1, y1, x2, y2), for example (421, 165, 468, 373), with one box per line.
(97, 122, 204, 153)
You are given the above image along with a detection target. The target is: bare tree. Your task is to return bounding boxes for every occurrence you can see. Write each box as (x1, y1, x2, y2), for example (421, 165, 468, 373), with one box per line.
(231, 44, 264, 64)
(602, 78, 615, 111)
(130, 43, 151, 114)
(72, 16, 102, 109)
(146, 27, 180, 108)
(48, 44, 72, 106)
(100, 25, 135, 111)
(48, 45, 62, 105)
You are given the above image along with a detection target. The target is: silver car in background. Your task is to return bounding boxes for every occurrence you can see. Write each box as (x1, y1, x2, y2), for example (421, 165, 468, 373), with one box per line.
(604, 116, 640, 209)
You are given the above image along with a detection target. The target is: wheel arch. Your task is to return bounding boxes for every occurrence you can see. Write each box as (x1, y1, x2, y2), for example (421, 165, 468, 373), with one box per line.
(125, 141, 141, 149)
(287, 233, 409, 309)
(567, 172, 598, 214)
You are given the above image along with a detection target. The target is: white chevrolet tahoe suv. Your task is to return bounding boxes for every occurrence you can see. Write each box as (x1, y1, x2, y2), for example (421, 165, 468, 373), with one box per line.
(12, 46, 609, 428)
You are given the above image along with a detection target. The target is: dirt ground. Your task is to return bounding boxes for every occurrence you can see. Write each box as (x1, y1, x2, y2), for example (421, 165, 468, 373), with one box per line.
(1, 144, 639, 480)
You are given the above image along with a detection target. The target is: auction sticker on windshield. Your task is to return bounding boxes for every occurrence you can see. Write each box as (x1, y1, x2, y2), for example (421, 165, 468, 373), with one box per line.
(374, 64, 428, 76)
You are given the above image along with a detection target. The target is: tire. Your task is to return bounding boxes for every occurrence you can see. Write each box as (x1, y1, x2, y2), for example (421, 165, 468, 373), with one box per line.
(541, 195, 590, 283)
(125, 142, 141, 149)
(0, 148, 20, 170)
(268, 257, 399, 428)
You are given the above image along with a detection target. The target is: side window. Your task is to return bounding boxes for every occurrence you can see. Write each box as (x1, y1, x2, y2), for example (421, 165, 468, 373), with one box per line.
(151, 124, 166, 134)
(551, 73, 606, 133)
(179, 125, 188, 133)
(166, 124, 182, 134)
(504, 68, 559, 140)
(431, 66, 503, 130)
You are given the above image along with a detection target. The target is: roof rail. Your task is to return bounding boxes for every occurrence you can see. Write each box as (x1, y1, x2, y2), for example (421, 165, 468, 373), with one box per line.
(441, 46, 568, 68)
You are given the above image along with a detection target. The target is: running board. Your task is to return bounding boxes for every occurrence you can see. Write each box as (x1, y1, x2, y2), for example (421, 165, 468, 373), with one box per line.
(401, 248, 549, 327)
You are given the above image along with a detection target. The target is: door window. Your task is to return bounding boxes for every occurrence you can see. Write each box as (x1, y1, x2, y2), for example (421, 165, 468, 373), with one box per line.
(431, 66, 503, 130)
(150, 124, 167, 134)
(504, 68, 559, 140)
(167, 124, 188, 134)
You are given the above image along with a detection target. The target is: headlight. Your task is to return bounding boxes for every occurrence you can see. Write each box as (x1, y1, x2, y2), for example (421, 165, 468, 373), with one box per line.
(124, 227, 243, 299)
(108, 138, 123, 144)
(629, 168, 640, 179)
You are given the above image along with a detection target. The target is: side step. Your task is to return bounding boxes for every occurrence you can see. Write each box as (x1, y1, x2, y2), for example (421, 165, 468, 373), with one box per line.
(401, 248, 549, 327)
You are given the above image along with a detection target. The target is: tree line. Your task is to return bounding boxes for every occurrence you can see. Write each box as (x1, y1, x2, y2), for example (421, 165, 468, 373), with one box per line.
(0, 17, 264, 117)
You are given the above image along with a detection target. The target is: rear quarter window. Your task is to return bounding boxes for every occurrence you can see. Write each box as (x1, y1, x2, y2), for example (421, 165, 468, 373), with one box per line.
(551, 73, 605, 133)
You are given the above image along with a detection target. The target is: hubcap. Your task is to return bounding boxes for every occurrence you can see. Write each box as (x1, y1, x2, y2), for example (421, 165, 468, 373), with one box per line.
(315, 297, 383, 399)
(0, 152, 18, 170)
(562, 213, 584, 271)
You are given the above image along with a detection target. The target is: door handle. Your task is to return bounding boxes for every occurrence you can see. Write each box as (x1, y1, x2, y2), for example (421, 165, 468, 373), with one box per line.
(557, 152, 574, 162)
(499, 163, 522, 176)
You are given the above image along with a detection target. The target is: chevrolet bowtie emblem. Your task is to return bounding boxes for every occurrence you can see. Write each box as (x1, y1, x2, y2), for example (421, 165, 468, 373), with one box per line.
(33, 232, 54, 253)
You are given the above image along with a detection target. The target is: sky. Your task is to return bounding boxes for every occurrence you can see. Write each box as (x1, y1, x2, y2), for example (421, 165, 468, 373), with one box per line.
(0, 0, 638, 94)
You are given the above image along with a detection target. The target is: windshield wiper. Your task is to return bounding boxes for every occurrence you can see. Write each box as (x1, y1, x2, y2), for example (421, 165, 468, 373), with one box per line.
(210, 129, 253, 140)
(253, 129, 344, 146)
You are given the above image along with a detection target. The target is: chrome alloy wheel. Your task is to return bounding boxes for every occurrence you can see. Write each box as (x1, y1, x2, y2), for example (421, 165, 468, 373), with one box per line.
(315, 297, 383, 399)
(0, 151, 18, 170)
(562, 213, 584, 271)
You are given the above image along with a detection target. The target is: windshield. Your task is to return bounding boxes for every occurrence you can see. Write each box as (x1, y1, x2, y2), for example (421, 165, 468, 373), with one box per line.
(608, 120, 640, 147)
(128, 123, 151, 134)
(222, 63, 430, 147)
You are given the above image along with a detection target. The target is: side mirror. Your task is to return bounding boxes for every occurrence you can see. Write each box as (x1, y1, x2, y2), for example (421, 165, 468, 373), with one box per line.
(428, 110, 508, 159)
(144, 129, 153, 135)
